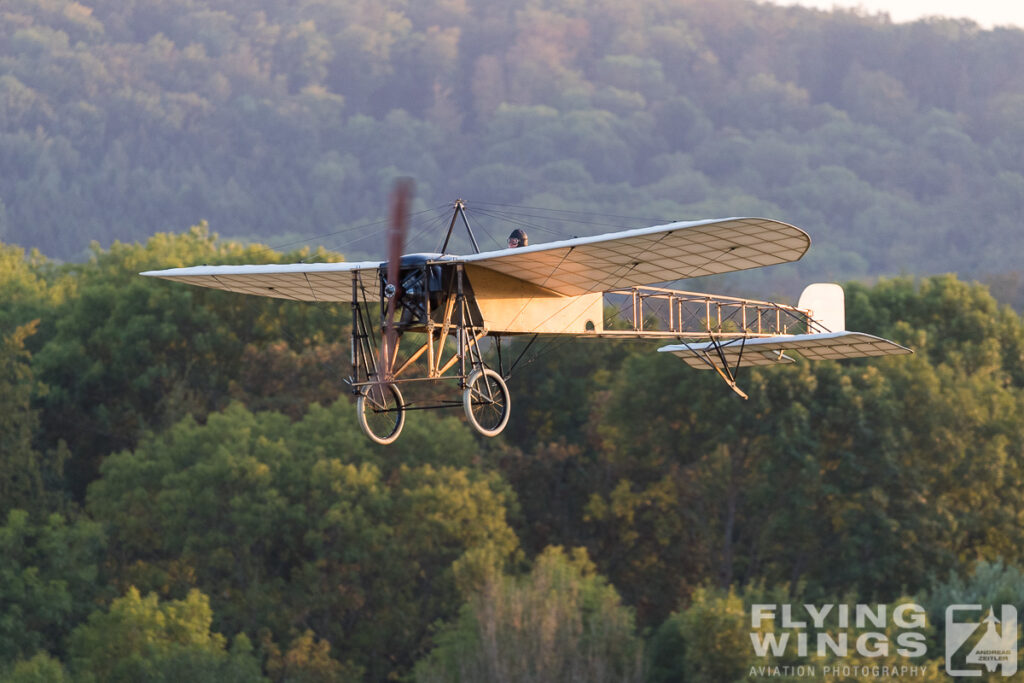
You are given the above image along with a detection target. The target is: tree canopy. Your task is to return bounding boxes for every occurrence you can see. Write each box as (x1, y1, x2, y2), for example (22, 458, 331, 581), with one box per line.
(1, 0, 1024, 287)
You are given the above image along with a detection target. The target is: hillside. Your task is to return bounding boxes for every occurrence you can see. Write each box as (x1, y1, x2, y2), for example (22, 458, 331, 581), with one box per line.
(2, 0, 1024, 282)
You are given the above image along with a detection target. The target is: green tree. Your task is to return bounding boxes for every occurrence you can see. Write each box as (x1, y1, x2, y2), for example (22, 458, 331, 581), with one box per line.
(87, 400, 518, 680)
(67, 587, 265, 683)
(0, 510, 105, 664)
(922, 558, 1024, 674)
(582, 275, 1024, 624)
(414, 546, 644, 683)
(0, 243, 57, 333)
(648, 586, 768, 683)
(32, 225, 351, 496)
(0, 652, 70, 683)
(0, 322, 64, 519)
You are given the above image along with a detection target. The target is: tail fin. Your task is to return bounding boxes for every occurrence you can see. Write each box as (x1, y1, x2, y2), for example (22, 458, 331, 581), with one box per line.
(798, 283, 845, 333)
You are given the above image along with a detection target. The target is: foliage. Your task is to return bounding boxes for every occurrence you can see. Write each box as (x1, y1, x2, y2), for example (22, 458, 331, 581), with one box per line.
(0, 510, 105, 664)
(921, 558, 1024, 668)
(414, 546, 643, 683)
(0, 244, 58, 334)
(67, 587, 266, 683)
(0, 652, 70, 683)
(0, 0, 1023, 286)
(28, 225, 350, 497)
(647, 585, 778, 683)
(261, 630, 363, 683)
(85, 401, 517, 680)
(6, 224, 1024, 678)
(492, 276, 1024, 628)
(0, 321, 66, 519)
(4, 245, 1024, 677)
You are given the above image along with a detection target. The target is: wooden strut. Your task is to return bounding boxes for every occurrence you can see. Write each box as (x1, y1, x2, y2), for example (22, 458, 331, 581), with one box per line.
(433, 286, 458, 376)
(382, 263, 489, 382)
(438, 330, 486, 376)
(350, 270, 381, 389)
(392, 341, 430, 378)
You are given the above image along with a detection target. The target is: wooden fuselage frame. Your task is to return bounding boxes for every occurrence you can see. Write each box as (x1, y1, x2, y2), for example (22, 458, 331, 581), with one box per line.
(348, 260, 605, 394)
(348, 259, 817, 396)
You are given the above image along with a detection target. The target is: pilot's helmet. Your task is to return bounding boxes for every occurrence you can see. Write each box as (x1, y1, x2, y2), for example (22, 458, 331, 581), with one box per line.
(507, 229, 529, 248)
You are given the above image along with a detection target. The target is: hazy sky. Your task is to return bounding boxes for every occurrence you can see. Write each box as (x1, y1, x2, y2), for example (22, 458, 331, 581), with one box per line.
(764, 1, 1024, 28)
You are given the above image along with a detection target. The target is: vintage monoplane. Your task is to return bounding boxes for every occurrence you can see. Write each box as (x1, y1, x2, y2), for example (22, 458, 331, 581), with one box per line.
(142, 182, 911, 444)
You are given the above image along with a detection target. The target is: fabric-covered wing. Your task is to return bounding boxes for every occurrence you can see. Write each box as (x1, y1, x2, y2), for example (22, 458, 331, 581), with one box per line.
(658, 331, 913, 370)
(139, 261, 380, 302)
(459, 217, 809, 296)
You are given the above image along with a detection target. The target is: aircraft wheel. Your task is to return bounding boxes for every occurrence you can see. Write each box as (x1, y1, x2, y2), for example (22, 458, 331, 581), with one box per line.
(463, 368, 510, 437)
(357, 383, 406, 445)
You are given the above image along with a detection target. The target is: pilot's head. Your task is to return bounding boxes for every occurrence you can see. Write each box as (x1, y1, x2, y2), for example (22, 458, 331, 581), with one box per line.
(507, 229, 529, 248)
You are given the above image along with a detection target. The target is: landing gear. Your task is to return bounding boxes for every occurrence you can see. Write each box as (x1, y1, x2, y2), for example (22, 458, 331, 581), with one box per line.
(350, 263, 513, 444)
(357, 383, 406, 445)
(463, 368, 511, 437)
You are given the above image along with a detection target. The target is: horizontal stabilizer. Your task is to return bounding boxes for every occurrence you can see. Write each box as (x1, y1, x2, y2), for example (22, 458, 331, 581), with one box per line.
(658, 331, 912, 370)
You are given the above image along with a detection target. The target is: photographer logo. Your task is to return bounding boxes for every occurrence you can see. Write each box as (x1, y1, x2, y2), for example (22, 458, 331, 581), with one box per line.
(945, 605, 1018, 677)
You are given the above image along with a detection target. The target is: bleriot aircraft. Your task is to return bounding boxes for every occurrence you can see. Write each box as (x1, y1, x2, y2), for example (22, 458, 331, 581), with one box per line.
(142, 181, 911, 444)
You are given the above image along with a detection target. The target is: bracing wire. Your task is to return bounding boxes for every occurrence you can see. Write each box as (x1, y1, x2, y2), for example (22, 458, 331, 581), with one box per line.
(272, 198, 689, 389)
(317, 204, 452, 257)
(230, 204, 452, 263)
(470, 206, 647, 233)
(264, 205, 454, 394)
(466, 207, 571, 238)
(470, 200, 678, 226)
(454, 208, 508, 252)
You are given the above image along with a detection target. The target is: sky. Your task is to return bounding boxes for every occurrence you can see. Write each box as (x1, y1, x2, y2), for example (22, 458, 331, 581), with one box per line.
(763, 1, 1024, 29)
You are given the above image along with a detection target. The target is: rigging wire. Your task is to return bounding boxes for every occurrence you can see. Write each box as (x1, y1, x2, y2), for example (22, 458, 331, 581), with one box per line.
(273, 198, 696, 395)
(283, 210, 455, 393)
(266, 206, 453, 398)
(488, 218, 733, 373)
(465, 207, 571, 239)
(443, 200, 674, 374)
(469, 206, 647, 233)
(225, 204, 451, 263)
(459, 208, 509, 252)
(317, 204, 451, 257)
(470, 200, 676, 226)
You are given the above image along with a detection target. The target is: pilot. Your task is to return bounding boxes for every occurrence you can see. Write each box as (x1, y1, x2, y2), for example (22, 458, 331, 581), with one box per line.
(507, 229, 529, 248)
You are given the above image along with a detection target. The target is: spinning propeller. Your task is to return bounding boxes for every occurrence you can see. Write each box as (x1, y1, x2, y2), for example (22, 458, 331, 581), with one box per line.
(379, 178, 413, 383)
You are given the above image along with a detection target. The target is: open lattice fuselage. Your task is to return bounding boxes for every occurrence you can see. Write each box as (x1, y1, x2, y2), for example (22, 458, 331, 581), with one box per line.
(380, 256, 821, 340)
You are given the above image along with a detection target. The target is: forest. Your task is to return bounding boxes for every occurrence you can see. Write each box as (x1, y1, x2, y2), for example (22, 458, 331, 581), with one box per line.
(4, 0, 1024, 681)
(7, 227, 1024, 681)
(2, 0, 1024, 284)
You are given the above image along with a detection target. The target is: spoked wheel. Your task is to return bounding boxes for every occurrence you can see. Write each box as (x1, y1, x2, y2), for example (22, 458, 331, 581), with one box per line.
(357, 383, 406, 445)
(463, 368, 511, 437)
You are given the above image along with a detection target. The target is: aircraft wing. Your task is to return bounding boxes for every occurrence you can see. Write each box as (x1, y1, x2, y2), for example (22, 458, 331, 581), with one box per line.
(658, 331, 913, 370)
(458, 217, 809, 296)
(139, 261, 381, 302)
(139, 216, 807, 301)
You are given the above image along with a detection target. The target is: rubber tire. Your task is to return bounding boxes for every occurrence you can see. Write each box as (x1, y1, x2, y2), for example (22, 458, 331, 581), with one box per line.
(463, 368, 511, 437)
(357, 383, 406, 445)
